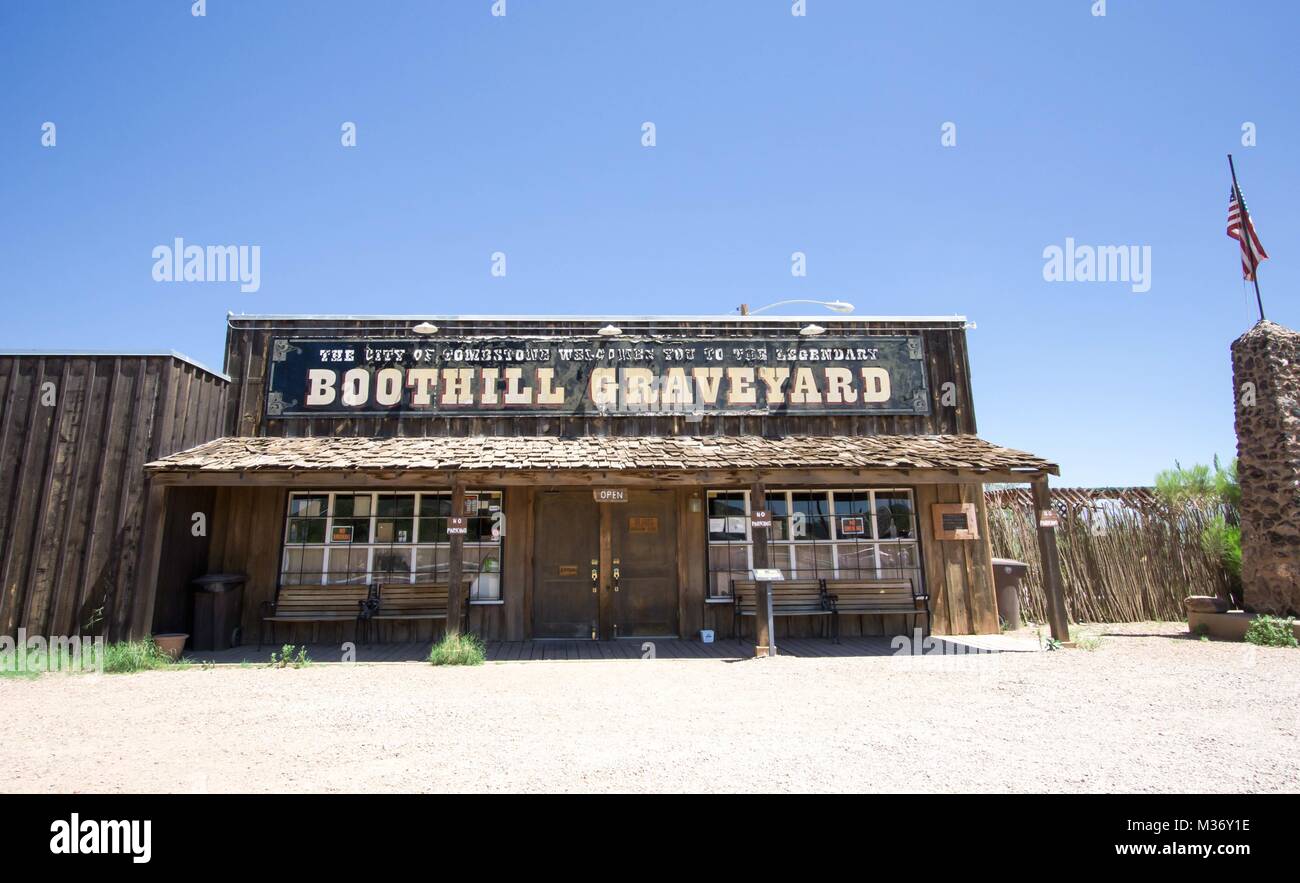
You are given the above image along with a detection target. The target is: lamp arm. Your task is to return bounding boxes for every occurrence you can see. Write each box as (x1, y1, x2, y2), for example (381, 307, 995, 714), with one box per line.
(746, 299, 847, 315)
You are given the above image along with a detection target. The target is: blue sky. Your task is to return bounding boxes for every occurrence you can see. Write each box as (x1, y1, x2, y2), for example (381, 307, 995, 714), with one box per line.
(1, 1, 1295, 486)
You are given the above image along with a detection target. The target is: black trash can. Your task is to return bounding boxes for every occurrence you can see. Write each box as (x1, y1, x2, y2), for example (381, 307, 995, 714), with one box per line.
(991, 558, 1028, 629)
(192, 573, 247, 651)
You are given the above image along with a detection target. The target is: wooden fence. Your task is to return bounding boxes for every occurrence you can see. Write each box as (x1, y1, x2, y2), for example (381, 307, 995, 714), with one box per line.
(985, 488, 1229, 624)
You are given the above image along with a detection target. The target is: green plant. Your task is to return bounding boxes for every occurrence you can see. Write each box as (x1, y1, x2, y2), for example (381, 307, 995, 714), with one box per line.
(428, 633, 485, 666)
(1244, 616, 1298, 649)
(1201, 515, 1242, 595)
(268, 644, 312, 668)
(1075, 634, 1103, 651)
(103, 640, 179, 673)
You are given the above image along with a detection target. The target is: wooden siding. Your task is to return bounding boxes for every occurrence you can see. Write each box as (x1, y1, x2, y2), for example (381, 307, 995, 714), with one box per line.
(0, 355, 227, 639)
(222, 317, 977, 439)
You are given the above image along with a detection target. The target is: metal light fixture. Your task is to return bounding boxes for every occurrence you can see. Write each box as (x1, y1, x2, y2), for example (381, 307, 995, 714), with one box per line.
(412, 322, 439, 335)
(597, 324, 622, 336)
(738, 299, 855, 316)
(799, 323, 826, 336)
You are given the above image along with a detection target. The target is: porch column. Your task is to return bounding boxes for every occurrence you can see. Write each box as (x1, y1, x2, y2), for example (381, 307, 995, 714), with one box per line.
(1030, 475, 1070, 643)
(750, 480, 774, 657)
(446, 481, 467, 637)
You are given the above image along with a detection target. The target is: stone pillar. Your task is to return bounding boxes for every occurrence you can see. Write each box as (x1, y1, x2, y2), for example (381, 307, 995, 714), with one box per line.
(1231, 320, 1300, 615)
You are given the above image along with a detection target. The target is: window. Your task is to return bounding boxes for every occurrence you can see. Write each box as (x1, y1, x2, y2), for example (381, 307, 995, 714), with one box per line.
(704, 488, 921, 598)
(280, 491, 505, 601)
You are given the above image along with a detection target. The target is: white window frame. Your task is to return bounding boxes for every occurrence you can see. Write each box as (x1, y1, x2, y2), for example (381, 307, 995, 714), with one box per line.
(281, 490, 505, 602)
(705, 487, 922, 598)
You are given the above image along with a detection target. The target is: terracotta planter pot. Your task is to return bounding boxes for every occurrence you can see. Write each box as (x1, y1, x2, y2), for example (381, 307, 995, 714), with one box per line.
(153, 633, 188, 661)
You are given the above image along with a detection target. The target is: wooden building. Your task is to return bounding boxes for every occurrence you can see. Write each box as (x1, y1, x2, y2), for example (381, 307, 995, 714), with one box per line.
(0, 353, 228, 640)
(138, 315, 1064, 650)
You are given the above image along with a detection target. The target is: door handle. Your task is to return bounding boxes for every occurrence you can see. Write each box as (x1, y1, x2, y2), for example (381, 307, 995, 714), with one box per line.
(591, 560, 599, 593)
(612, 566, 620, 593)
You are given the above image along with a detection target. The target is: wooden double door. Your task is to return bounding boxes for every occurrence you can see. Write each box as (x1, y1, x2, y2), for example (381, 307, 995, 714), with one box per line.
(532, 489, 679, 639)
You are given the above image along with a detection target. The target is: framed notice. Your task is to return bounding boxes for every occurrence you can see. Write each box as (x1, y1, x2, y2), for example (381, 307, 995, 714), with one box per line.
(839, 516, 866, 537)
(931, 503, 979, 541)
(331, 525, 354, 543)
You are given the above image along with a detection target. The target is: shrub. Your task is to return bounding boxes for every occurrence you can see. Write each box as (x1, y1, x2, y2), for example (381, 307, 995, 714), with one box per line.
(1244, 616, 1298, 649)
(428, 633, 485, 666)
(103, 640, 178, 673)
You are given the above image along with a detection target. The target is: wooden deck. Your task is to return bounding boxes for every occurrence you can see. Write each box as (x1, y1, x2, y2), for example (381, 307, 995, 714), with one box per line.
(181, 634, 1021, 665)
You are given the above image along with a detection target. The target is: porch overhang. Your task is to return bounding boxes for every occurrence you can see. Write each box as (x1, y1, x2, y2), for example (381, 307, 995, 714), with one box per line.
(144, 434, 1059, 487)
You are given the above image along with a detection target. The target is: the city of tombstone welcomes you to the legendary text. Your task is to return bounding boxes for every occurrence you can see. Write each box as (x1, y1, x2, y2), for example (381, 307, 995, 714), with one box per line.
(266, 334, 932, 418)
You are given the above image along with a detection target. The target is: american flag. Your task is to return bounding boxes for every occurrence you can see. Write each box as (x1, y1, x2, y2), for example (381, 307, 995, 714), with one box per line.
(1227, 187, 1269, 280)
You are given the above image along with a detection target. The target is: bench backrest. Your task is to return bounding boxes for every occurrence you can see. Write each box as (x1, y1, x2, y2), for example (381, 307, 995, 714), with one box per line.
(274, 584, 369, 615)
(733, 579, 827, 613)
(823, 579, 917, 611)
(377, 582, 452, 612)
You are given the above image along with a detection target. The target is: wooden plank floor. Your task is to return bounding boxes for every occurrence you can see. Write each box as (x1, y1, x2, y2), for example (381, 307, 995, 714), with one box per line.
(183, 635, 927, 665)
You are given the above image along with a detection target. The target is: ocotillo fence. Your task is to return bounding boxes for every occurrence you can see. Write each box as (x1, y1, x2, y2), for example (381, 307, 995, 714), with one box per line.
(984, 487, 1230, 624)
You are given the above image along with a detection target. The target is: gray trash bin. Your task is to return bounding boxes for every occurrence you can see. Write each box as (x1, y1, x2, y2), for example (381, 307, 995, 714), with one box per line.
(991, 558, 1028, 629)
(192, 573, 247, 651)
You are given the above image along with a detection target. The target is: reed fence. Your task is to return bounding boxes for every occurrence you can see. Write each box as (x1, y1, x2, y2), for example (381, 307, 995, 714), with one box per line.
(984, 488, 1229, 624)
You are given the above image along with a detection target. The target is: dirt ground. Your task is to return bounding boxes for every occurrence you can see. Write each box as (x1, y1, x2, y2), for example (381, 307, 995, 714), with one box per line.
(2, 622, 1296, 793)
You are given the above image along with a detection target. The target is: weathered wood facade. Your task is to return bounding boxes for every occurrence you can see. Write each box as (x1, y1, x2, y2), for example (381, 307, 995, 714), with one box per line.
(0, 354, 228, 640)
(140, 315, 1060, 647)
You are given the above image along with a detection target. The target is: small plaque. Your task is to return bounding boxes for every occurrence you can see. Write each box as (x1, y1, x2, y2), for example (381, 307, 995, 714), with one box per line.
(594, 488, 627, 503)
(629, 516, 659, 533)
(751, 568, 784, 581)
(447, 516, 468, 535)
(839, 516, 865, 537)
(931, 503, 979, 540)
(750, 509, 773, 529)
(558, 565, 579, 577)
(1038, 510, 1060, 529)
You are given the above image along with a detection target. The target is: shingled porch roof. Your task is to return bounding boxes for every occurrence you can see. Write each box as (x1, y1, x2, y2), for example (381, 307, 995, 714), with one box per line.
(145, 434, 1057, 479)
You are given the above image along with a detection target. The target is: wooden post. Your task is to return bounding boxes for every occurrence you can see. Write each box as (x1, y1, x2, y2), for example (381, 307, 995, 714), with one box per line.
(446, 482, 467, 638)
(1031, 475, 1070, 643)
(750, 480, 774, 657)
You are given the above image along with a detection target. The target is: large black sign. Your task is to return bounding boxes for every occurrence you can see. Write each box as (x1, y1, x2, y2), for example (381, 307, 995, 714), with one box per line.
(265, 336, 931, 417)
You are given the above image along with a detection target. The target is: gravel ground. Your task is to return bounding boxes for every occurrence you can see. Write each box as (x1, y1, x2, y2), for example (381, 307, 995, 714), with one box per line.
(2, 622, 1296, 793)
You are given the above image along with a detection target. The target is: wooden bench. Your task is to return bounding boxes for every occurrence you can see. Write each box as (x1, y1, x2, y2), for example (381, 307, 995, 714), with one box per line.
(260, 584, 370, 648)
(365, 581, 471, 643)
(822, 578, 929, 640)
(732, 579, 833, 640)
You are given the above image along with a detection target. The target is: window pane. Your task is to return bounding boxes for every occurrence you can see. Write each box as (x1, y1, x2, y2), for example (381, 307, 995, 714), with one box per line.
(419, 494, 451, 543)
(792, 544, 834, 578)
(327, 547, 370, 584)
(373, 547, 413, 581)
(831, 491, 871, 541)
(878, 542, 919, 582)
(332, 493, 373, 544)
(708, 545, 751, 597)
(874, 491, 914, 540)
(834, 543, 875, 578)
(281, 547, 324, 585)
(708, 492, 747, 541)
(376, 494, 416, 544)
(415, 546, 446, 580)
(468, 547, 502, 600)
(790, 492, 831, 541)
(287, 493, 328, 544)
(768, 494, 790, 541)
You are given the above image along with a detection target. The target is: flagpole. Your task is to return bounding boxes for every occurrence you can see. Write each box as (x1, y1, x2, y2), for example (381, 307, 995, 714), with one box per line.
(1228, 153, 1266, 322)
